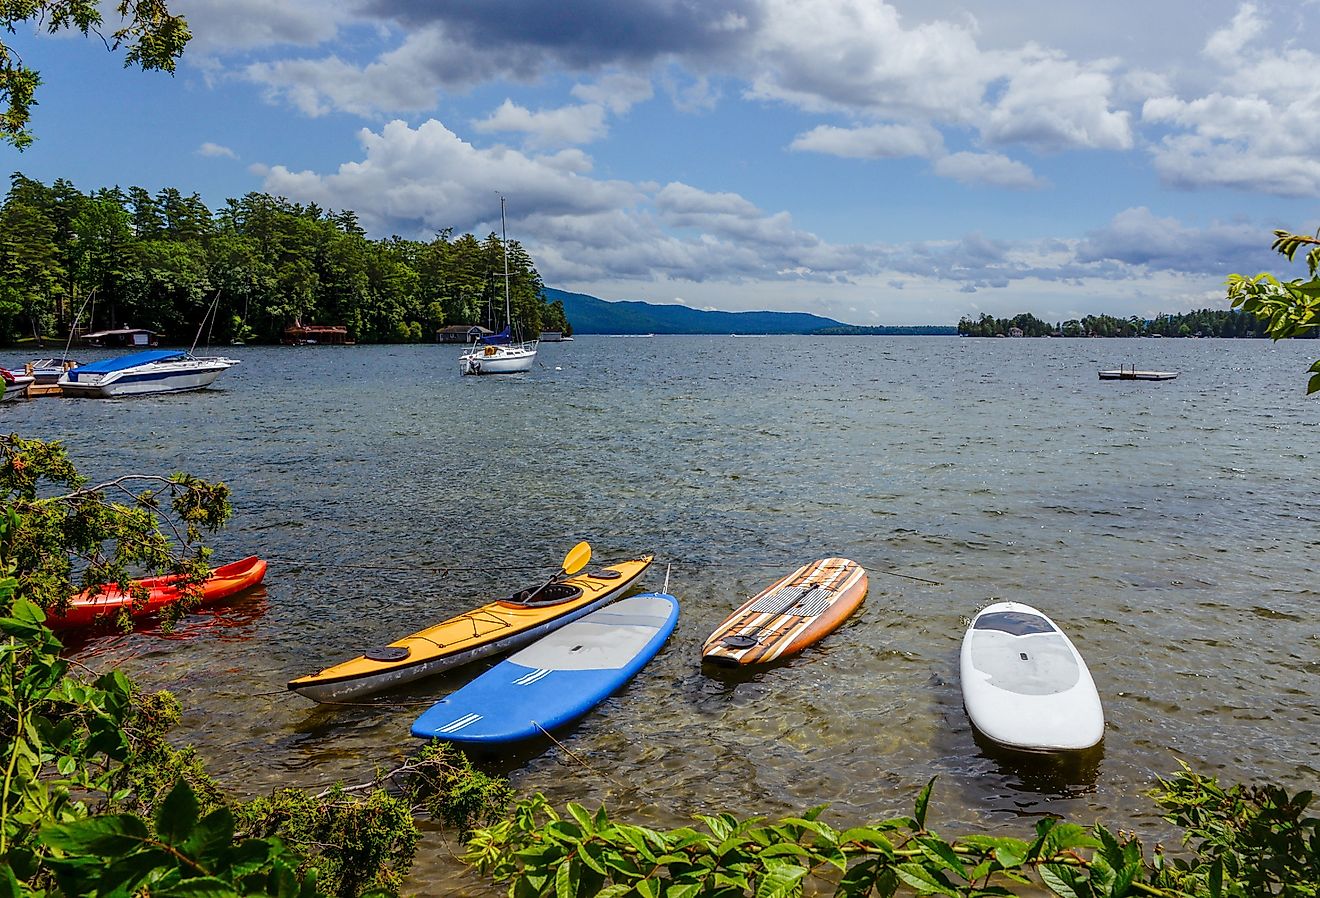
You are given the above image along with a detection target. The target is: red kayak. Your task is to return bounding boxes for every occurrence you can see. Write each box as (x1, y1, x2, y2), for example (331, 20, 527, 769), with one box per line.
(47, 556, 268, 629)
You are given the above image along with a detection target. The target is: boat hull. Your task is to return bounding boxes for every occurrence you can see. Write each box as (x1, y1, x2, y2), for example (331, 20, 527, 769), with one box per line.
(288, 555, 653, 702)
(47, 557, 268, 629)
(59, 359, 237, 397)
(1, 374, 34, 401)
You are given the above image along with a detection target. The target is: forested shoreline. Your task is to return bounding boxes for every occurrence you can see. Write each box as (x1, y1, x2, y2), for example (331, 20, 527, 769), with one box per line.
(956, 309, 1316, 338)
(0, 173, 570, 346)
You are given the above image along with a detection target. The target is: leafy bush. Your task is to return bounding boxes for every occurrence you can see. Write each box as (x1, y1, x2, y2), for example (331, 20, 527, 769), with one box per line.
(465, 771, 1319, 897)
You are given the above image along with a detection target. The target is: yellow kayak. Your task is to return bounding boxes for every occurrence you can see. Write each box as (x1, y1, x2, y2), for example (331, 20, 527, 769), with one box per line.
(288, 555, 653, 702)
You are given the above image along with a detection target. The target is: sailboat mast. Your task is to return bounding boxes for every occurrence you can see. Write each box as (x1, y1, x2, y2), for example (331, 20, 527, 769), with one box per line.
(501, 195, 511, 331)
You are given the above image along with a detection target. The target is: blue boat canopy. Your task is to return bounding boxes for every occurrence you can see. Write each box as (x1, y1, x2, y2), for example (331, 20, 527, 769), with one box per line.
(480, 327, 512, 345)
(72, 350, 186, 375)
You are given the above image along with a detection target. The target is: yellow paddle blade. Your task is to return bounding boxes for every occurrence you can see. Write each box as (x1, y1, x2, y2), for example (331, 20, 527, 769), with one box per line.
(562, 540, 591, 575)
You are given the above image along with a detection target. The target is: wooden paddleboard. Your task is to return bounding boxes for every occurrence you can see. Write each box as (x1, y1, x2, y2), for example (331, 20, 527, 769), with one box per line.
(411, 592, 679, 744)
(960, 601, 1104, 751)
(701, 558, 867, 666)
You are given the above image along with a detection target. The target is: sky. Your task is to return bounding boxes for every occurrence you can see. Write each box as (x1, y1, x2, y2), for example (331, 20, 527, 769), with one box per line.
(6, 0, 1320, 326)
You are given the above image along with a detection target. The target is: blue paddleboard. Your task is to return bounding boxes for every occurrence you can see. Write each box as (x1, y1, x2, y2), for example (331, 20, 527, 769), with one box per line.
(411, 592, 679, 744)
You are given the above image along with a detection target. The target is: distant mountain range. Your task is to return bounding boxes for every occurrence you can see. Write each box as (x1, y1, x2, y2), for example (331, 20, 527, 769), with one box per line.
(543, 288, 956, 335)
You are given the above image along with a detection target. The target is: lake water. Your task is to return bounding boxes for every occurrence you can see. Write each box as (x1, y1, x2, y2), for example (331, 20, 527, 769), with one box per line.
(7, 335, 1317, 893)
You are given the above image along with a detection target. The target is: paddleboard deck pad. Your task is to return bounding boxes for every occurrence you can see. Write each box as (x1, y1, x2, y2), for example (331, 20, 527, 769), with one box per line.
(960, 601, 1104, 752)
(411, 592, 679, 744)
(701, 557, 867, 666)
(288, 555, 653, 702)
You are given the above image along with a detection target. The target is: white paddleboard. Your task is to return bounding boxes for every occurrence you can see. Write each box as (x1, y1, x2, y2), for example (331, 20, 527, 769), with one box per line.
(960, 601, 1104, 751)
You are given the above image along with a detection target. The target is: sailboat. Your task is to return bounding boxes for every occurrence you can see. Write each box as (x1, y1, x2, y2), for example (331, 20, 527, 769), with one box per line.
(460, 197, 538, 375)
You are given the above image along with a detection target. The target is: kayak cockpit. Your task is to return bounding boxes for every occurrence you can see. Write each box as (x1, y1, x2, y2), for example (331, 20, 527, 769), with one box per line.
(499, 582, 585, 607)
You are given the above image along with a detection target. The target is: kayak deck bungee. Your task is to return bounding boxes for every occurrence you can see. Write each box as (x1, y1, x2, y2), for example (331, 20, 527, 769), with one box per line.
(287, 555, 653, 702)
(702, 557, 867, 666)
(47, 556, 268, 630)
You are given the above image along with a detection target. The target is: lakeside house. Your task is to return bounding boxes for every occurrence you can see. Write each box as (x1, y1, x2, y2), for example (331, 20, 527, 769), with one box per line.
(435, 325, 492, 344)
(78, 327, 159, 348)
(282, 323, 353, 346)
(540, 330, 564, 342)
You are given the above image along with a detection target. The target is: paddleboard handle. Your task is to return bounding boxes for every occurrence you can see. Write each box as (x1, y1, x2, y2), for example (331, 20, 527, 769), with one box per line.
(720, 634, 759, 649)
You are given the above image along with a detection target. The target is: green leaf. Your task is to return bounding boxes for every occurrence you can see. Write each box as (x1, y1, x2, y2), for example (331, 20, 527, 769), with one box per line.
(163, 877, 242, 898)
(635, 879, 661, 898)
(566, 803, 595, 836)
(554, 859, 577, 898)
(914, 777, 936, 830)
(593, 887, 633, 898)
(839, 827, 895, 855)
(754, 860, 809, 898)
(916, 835, 965, 877)
(183, 808, 237, 861)
(1039, 864, 1083, 898)
(1041, 823, 1100, 857)
(41, 813, 152, 856)
(894, 862, 959, 897)
(156, 779, 200, 845)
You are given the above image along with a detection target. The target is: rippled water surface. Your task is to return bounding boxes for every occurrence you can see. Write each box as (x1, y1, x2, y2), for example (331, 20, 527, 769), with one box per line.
(9, 336, 1318, 893)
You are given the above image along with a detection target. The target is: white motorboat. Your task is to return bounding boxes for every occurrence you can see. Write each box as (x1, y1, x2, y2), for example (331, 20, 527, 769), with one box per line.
(58, 349, 239, 398)
(460, 196, 538, 376)
(1, 369, 34, 401)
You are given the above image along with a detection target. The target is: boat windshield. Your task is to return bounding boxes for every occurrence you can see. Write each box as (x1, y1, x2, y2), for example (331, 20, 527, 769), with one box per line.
(973, 611, 1057, 636)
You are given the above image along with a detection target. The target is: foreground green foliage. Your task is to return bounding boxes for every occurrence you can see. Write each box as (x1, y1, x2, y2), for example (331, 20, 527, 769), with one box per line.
(0, 174, 571, 345)
(1227, 229, 1320, 393)
(1, 1, 190, 150)
(465, 770, 1318, 897)
(0, 432, 231, 624)
(0, 440, 514, 897)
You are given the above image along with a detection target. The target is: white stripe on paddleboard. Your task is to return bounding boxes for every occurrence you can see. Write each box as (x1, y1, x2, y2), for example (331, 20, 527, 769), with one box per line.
(438, 713, 482, 733)
(513, 668, 552, 686)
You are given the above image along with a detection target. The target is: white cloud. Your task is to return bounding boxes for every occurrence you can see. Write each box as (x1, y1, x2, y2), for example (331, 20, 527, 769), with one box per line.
(931, 152, 1045, 189)
(745, 0, 990, 121)
(980, 50, 1132, 151)
(473, 100, 609, 148)
(197, 142, 237, 159)
(571, 72, 655, 115)
(173, 0, 352, 52)
(1203, 3, 1263, 58)
(789, 123, 943, 158)
(257, 119, 641, 238)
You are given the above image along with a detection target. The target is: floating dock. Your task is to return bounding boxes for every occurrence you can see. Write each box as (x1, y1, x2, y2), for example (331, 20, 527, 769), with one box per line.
(1098, 367, 1178, 381)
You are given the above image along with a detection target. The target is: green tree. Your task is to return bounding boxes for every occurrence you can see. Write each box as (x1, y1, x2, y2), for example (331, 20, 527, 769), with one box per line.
(0, 176, 65, 342)
(2, 1, 190, 149)
(1228, 229, 1320, 393)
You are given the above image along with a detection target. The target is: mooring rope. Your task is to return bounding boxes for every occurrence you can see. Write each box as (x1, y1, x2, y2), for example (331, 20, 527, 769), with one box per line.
(254, 555, 942, 585)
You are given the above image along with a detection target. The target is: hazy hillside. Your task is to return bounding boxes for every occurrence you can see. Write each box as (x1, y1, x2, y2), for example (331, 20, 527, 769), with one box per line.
(545, 288, 843, 335)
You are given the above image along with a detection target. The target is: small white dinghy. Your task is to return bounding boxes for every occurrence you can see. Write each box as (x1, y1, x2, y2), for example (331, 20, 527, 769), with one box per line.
(960, 601, 1104, 752)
